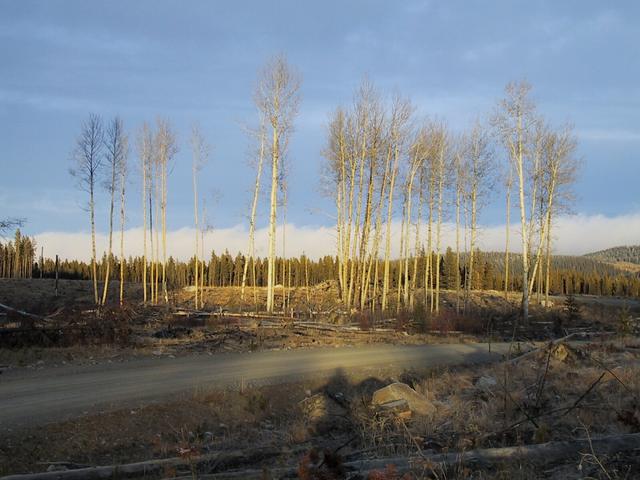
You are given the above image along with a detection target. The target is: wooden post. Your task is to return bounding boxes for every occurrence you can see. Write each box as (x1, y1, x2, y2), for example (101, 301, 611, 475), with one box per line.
(55, 255, 59, 297)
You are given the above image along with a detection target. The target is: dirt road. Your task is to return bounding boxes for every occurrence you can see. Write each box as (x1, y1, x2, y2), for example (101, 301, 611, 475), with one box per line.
(1, 343, 513, 428)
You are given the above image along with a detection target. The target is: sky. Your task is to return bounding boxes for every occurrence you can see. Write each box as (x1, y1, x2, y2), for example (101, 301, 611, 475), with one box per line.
(1, 0, 639, 259)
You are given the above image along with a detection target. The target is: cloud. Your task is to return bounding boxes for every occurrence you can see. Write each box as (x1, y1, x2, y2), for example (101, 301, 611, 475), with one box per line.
(577, 128, 640, 142)
(462, 42, 509, 63)
(33, 212, 640, 262)
(0, 88, 105, 112)
(0, 20, 146, 57)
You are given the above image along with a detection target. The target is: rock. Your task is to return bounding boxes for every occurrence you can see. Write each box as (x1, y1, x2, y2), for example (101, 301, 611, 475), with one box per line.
(377, 398, 412, 419)
(476, 375, 498, 391)
(372, 382, 434, 416)
(551, 343, 569, 362)
(47, 465, 68, 472)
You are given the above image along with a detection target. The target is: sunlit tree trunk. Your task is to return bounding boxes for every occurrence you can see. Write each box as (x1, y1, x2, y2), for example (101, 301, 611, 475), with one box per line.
(139, 124, 151, 305)
(504, 168, 512, 300)
(255, 56, 300, 314)
(434, 137, 445, 314)
(382, 98, 412, 312)
(454, 151, 462, 313)
(70, 114, 104, 305)
(101, 121, 119, 306)
(118, 129, 128, 306)
(190, 125, 209, 309)
(241, 117, 265, 302)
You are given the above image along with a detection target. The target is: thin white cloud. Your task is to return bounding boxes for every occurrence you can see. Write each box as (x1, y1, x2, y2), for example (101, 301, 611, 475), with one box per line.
(0, 21, 146, 56)
(0, 88, 105, 112)
(577, 128, 640, 142)
(33, 212, 640, 262)
(462, 42, 509, 63)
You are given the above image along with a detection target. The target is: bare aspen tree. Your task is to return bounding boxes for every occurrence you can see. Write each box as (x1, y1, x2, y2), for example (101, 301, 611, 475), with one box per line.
(191, 124, 209, 309)
(504, 166, 513, 300)
(410, 164, 425, 308)
(453, 143, 464, 312)
(527, 125, 577, 300)
(348, 85, 367, 310)
(117, 128, 129, 306)
(304, 253, 310, 303)
(254, 55, 301, 313)
(101, 117, 127, 305)
(151, 151, 158, 304)
(365, 110, 395, 312)
(137, 124, 153, 305)
(155, 118, 177, 304)
(0, 218, 24, 236)
(70, 114, 104, 305)
(358, 91, 385, 311)
(423, 128, 437, 313)
(200, 199, 208, 307)
(325, 108, 349, 302)
(402, 127, 426, 307)
(543, 127, 577, 304)
(433, 122, 447, 314)
(323, 82, 397, 312)
(396, 194, 406, 312)
(493, 81, 537, 323)
(281, 183, 288, 312)
(382, 97, 413, 312)
(241, 115, 266, 303)
(462, 120, 495, 303)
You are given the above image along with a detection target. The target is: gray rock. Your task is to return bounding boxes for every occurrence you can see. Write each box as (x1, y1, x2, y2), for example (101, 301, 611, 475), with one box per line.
(376, 398, 412, 419)
(476, 375, 498, 391)
(372, 382, 434, 416)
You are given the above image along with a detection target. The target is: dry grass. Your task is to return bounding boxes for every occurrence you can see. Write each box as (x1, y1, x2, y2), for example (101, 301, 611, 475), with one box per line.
(344, 341, 640, 478)
(2, 342, 640, 478)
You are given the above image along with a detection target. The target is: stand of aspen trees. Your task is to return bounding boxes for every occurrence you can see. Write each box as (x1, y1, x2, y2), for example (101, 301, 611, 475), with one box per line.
(322, 80, 578, 324)
(58, 56, 583, 323)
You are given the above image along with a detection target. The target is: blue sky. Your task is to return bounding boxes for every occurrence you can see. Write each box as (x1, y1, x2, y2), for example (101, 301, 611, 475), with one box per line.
(1, 0, 639, 246)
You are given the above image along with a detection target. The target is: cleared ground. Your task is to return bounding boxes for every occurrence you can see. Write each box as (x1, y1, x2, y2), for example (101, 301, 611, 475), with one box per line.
(1, 279, 639, 478)
(0, 342, 510, 428)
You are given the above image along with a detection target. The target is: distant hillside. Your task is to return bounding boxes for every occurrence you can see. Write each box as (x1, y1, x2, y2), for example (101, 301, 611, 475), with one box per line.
(585, 245, 640, 265)
(474, 251, 632, 277)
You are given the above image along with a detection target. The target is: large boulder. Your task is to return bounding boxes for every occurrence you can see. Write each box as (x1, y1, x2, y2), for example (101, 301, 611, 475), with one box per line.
(372, 382, 434, 416)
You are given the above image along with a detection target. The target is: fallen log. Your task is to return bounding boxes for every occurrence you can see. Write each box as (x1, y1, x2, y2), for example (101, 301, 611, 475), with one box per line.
(0, 302, 54, 323)
(169, 432, 640, 479)
(6, 433, 640, 480)
(504, 333, 576, 365)
(0, 447, 286, 480)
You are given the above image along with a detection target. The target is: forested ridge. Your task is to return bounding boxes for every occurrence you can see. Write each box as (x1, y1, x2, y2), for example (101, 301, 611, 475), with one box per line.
(585, 245, 640, 265)
(2, 230, 639, 298)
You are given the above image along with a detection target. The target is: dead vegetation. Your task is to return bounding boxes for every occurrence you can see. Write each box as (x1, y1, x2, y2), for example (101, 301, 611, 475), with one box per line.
(1, 278, 638, 372)
(2, 339, 640, 479)
(2, 279, 640, 478)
